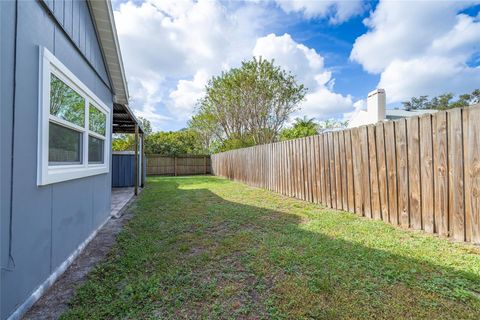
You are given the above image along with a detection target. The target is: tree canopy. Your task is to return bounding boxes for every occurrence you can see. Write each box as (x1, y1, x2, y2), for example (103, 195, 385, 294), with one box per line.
(280, 116, 318, 140)
(279, 117, 349, 141)
(402, 89, 480, 111)
(190, 57, 307, 152)
(144, 130, 206, 156)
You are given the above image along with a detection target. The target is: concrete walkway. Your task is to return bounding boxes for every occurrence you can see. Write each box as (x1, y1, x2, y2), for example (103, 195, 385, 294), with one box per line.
(111, 187, 136, 218)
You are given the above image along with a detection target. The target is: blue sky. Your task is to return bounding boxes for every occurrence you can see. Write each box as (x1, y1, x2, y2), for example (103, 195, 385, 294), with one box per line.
(112, 0, 480, 131)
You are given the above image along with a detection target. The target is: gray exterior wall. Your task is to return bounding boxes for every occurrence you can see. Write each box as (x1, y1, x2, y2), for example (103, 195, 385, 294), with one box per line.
(1, 1, 113, 319)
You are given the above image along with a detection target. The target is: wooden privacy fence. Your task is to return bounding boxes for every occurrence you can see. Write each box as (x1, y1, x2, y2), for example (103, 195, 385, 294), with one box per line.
(212, 104, 480, 244)
(146, 155, 211, 176)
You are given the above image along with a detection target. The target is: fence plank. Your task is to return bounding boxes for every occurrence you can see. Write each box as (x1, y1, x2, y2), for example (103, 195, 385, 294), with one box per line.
(351, 128, 364, 215)
(383, 121, 398, 225)
(339, 131, 348, 210)
(334, 132, 343, 210)
(396, 119, 409, 228)
(433, 111, 449, 236)
(288, 140, 295, 197)
(375, 122, 389, 222)
(305, 138, 313, 202)
(319, 134, 326, 205)
(420, 115, 434, 233)
(295, 139, 301, 199)
(328, 133, 337, 209)
(360, 127, 371, 218)
(464, 107, 480, 244)
(407, 117, 422, 230)
(368, 125, 381, 220)
(345, 130, 355, 213)
(312, 136, 320, 203)
(324, 133, 332, 208)
(447, 108, 465, 241)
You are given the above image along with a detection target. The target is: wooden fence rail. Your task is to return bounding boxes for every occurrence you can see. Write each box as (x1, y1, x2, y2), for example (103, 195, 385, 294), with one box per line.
(212, 104, 480, 244)
(146, 155, 211, 176)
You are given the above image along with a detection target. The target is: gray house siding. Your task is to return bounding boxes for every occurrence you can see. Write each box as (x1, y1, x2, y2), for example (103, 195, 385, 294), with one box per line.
(1, 1, 15, 273)
(43, 0, 110, 88)
(0, 1, 113, 319)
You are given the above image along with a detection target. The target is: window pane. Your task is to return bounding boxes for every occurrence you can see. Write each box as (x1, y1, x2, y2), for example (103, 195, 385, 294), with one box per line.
(49, 122, 82, 165)
(88, 135, 104, 164)
(50, 74, 85, 127)
(89, 104, 106, 136)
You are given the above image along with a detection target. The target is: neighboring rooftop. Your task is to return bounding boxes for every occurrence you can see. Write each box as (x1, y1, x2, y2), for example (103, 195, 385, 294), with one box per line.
(385, 108, 438, 120)
(349, 89, 440, 128)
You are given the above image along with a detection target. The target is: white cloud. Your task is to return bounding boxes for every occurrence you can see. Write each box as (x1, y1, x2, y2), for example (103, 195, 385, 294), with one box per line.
(253, 33, 354, 118)
(114, 1, 364, 130)
(114, 0, 264, 129)
(274, 0, 366, 24)
(351, 0, 480, 103)
(168, 70, 210, 119)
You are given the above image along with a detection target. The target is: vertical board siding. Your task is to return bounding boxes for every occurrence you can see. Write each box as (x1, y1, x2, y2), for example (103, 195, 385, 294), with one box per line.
(211, 104, 480, 244)
(45, 0, 110, 86)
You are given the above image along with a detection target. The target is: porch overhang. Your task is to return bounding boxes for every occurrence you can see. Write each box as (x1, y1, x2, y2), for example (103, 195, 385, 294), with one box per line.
(113, 103, 144, 134)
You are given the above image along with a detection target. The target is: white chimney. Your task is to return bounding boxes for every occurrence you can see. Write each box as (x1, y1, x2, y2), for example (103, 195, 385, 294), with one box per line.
(367, 89, 386, 123)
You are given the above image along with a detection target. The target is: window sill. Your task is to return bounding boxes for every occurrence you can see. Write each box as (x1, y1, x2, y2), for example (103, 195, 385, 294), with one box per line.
(38, 165, 109, 186)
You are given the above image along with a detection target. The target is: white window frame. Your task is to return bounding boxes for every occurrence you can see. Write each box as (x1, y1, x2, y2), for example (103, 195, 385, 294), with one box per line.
(37, 47, 111, 186)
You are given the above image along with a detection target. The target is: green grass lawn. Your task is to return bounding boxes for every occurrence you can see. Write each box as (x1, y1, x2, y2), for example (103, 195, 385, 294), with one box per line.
(62, 176, 480, 319)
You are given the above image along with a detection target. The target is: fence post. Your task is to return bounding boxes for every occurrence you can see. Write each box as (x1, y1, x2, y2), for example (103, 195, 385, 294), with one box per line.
(204, 156, 207, 174)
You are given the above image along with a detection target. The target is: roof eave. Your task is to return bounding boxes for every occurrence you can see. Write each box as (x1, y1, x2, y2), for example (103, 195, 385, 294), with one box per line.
(88, 0, 144, 134)
(88, 0, 129, 105)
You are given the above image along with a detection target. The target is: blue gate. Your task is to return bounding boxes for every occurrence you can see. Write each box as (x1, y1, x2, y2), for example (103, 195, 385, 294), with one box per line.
(112, 153, 135, 187)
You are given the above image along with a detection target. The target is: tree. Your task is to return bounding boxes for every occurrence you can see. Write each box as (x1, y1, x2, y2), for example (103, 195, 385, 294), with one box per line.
(401, 95, 429, 110)
(401, 89, 480, 111)
(112, 135, 134, 151)
(188, 113, 222, 153)
(138, 117, 153, 135)
(280, 116, 318, 140)
(144, 130, 205, 156)
(193, 57, 306, 151)
(317, 119, 349, 132)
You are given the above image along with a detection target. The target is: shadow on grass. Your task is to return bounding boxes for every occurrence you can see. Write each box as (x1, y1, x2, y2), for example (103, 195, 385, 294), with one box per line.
(62, 176, 480, 320)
